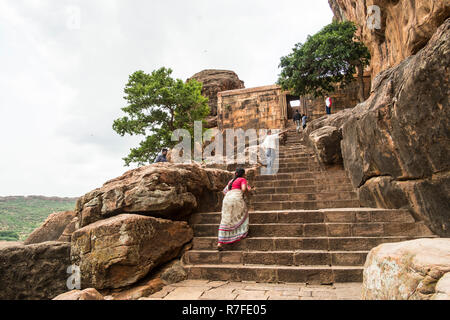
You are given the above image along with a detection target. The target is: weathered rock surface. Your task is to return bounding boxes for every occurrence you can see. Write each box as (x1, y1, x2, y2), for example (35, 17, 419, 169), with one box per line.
(160, 260, 187, 284)
(75, 163, 233, 227)
(57, 216, 79, 242)
(341, 19, 450, 236)
(329, 0, 450, 78)
(433, 273, 450, 300)
(108, 278, 165, 300)
(24, 211, 76, 245)
(70, 214, 193, 290)
(309, 126, 343, 165)
(304, 108, 353, 138)
(362, 238, 450, 300)
(188, 69, 245, 116)
(53, 288, 104, 300)
(0, 241, 71, 300)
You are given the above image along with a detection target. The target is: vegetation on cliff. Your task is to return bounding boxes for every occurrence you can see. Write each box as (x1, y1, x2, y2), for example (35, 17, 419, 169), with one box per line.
(278, 21, 370, 102)
(113, 67, 210, 166)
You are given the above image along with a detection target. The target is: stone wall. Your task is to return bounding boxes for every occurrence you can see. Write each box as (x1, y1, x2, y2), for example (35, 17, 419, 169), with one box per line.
(300, 74, 372, 121)
(217, 85, 288, 131)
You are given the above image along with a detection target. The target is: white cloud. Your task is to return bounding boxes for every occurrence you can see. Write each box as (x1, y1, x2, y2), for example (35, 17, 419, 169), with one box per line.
(0, 0, 333, 197)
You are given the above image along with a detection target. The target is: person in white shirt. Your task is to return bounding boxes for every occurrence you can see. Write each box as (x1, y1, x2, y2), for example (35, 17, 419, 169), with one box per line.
(325, 97, 332, 115)
(261, 129, 288, 175)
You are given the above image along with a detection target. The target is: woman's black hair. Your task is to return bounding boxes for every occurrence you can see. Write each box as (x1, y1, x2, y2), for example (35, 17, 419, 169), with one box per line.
(228, 167, 246, 190)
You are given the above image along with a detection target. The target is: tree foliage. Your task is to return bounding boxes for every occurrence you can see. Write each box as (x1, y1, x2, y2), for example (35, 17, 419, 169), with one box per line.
(113, 67, 210, 166)
(278, 21, 371, 99)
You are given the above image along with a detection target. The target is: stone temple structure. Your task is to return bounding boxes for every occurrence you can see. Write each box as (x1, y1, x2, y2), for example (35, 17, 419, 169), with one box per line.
(216, 75, 371, 131)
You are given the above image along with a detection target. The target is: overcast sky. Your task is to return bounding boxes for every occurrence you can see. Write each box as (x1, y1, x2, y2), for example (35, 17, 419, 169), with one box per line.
(0, 0, 333, 197)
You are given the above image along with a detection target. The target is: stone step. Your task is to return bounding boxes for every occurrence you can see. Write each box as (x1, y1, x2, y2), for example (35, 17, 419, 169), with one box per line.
(250, 199, 361, 210)
(276, 167, 321, 173)
(277, 152, 314, 157)
(183, 250, 369, 267)
(183, 263, 364, 283)
(254, 185, 355, 195)
(252, 192, 358, 202)
(192, 222, 433, 238)
(191, 236, 437, 252)
(252, 178, 353, 188)
(189, 209, 416, 225)
(278, 162, 317, 168)
(253, 179, 317, 188)
(254, 172, 349, 181)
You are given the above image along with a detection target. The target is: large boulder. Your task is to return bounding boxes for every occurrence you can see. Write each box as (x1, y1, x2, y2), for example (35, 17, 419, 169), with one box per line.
(341, 19, 450, 236)
(70, 214, 193, 290)
(329, 0, 450, 78)
(24, 211, 77, 244)
(75, 163, 233, 227)
(362, 238, 450, 300)
(309, 126, 343, 165)
(188, 70, 245, 116)
(304, 108, 353, 138)
(0, 241, 71, 300)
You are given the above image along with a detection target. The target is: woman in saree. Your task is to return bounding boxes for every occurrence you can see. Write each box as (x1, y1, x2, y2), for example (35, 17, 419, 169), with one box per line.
(217, 168, 252, 251)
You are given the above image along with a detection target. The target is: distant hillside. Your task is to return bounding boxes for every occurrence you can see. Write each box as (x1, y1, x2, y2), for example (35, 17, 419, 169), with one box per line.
(0, 196, 78, 241)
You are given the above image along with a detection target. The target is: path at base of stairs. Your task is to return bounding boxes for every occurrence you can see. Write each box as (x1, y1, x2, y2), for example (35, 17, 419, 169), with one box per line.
(142, 280, 362, 300)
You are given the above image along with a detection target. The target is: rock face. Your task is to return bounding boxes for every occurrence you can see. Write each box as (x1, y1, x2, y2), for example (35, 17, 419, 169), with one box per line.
(433, 273, 450, 300)
(24, 211, 76, 245)
(70, 214, 193, 289)
(188, 69, 245, 117)
(160, 260, 188, 284)
(0, 241, 71, 300)
(362, 238, 450, 300)
(75, 163, 233, 227)
(53, 288, 104, 300)
(341, 19, 450, 236)
(329, 0, 450, 78)
(308, 126, 343, 165)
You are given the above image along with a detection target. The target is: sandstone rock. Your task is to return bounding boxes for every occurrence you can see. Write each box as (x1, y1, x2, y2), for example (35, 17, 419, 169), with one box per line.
(160, 260, 187, 284)
(362, 238, 450, 300)
(24, 211, 77, 245)
(70, 214, 193, 290)
(188, 70, 245, 116)
(304, 108, 353, 138)
(58, 216, 80, 242)
(309, 126, 343, 165)
(75, 163, 233, 227)
(109, 278, 165, 300)
(329, 0, 450, 78)
(433, 273, 450, 300)
(341, 19, 450, 236)
(53, 288, 104, 300)
(0, 241, 71, 300)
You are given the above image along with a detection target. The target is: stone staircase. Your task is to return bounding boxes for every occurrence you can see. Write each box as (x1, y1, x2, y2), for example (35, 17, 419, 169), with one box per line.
(182, 125, 436, 284)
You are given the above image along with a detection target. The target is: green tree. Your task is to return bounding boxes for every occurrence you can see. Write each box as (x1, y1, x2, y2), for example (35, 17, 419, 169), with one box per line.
(113, 67, 210, 166)
(278, 21, 371, 102)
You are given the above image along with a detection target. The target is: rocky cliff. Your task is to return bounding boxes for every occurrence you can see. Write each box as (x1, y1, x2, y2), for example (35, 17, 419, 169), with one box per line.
(329, 0, 450, 79)
(188, 70, 245, 128)
(305, 18, 449, 237)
